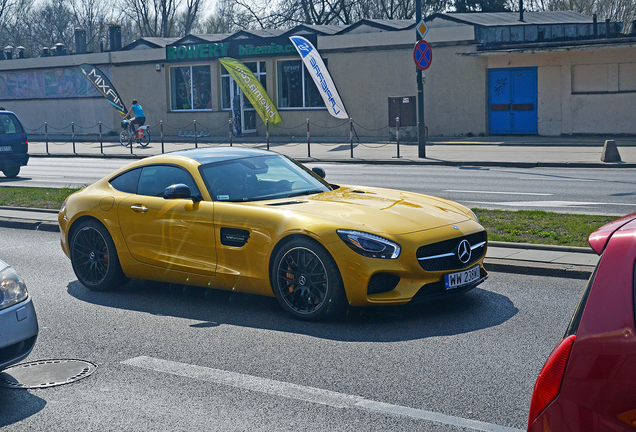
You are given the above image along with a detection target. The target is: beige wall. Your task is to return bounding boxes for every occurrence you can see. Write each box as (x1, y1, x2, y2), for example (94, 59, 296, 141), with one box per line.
(424, 44, 488, 136)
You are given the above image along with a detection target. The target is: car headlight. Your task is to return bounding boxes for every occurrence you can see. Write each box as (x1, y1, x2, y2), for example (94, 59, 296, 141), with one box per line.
(337, 230, 401, 259)
(0, 266, 28, 311)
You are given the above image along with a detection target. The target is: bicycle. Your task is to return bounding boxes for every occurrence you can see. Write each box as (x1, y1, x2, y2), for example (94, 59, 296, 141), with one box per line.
(120, 119, 150, 147)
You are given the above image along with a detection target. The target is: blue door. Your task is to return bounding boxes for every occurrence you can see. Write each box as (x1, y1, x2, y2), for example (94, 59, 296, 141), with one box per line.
(488, 68, 537, 135)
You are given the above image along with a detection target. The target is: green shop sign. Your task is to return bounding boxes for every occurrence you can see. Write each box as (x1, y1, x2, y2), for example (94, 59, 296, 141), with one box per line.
(165, 34, 318, 62)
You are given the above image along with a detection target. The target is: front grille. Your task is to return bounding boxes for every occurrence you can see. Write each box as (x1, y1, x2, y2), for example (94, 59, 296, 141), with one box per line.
(416, 231, 487, 272)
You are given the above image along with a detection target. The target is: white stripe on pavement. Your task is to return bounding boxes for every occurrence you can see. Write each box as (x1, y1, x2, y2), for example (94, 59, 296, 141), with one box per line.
(445, 190, 553, 196)
(123, 356, 523, 432)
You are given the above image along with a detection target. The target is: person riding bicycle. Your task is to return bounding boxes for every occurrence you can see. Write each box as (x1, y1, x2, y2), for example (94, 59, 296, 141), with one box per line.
(123, 99, 146, 137)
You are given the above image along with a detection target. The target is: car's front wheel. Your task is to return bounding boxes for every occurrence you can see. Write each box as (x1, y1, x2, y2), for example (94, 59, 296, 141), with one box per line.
(70, 219, 128, 291)
(271, 237, 347, 321)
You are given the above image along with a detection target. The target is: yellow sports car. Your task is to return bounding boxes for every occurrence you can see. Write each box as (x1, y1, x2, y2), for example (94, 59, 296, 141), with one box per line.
(58, 147, 487, 321)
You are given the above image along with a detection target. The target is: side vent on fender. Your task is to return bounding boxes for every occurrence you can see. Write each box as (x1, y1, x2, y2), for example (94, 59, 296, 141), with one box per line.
(220, 228, 250, 247)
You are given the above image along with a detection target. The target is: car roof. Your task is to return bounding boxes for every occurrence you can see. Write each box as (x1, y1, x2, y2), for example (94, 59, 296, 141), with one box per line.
(169, 147, 277, 165)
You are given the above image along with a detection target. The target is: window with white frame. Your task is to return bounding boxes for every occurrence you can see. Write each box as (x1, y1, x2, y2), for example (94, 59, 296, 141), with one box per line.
(276, 59, 326, 109)
(221, 61, 267, 110)
(170, 65, 212, 111)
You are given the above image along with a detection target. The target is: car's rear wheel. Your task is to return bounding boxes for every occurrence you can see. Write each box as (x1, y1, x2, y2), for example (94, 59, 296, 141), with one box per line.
(2, 165, 20, 178)
(271, 237, 347, 321)
(70, 220, 128, 291)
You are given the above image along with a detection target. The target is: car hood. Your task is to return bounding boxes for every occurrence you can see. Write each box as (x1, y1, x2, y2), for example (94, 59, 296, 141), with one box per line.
(281, 186, 473, 235)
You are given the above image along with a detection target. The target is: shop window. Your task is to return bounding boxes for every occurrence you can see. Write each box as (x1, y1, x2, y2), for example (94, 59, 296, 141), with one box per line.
(277, 60, 326, 109)
(170, 65, 212, 111)
(221, 61, 267, 110)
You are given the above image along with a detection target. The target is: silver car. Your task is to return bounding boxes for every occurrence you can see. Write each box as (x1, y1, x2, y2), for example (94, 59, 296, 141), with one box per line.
(0, 259, 38, 370)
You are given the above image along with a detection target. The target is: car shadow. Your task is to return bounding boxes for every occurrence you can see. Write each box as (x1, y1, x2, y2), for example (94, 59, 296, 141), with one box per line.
(66, 279, 518, 343)
(0, 387, 46, 427)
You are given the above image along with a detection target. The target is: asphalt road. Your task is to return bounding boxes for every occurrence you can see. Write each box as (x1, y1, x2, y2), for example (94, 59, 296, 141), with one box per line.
(2, 158, 635, 215)
(0, 227, 586, 431)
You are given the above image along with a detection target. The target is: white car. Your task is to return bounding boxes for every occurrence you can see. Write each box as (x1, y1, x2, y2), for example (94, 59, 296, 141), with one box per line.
(0, 259, 38, 370)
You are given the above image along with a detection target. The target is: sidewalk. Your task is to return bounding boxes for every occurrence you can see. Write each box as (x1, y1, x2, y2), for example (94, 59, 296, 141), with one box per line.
(0, 206, 598, 280)
(26, 134, 636, 168)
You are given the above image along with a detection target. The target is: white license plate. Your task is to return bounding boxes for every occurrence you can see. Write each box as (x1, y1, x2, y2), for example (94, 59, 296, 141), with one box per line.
(0, 146, 11, 152)
(444, 265, 480, 290)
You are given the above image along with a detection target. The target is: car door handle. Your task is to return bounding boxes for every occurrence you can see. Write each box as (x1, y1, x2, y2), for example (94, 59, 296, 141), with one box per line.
(130, 205, 148, 213)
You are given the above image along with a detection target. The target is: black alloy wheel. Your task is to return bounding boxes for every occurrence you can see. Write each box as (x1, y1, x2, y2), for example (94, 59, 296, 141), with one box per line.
(70, 220, 127, 291)
(272, 238, 347, 321)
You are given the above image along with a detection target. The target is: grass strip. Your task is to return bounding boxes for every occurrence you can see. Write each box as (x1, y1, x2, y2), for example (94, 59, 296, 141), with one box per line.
(0, 186, 80, 210)
(0, 187, 618, 248)
(474, 208, 615, 248)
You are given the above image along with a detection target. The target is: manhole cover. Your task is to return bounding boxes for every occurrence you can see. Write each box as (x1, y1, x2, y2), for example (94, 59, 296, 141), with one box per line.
(0, 359, 97, 389)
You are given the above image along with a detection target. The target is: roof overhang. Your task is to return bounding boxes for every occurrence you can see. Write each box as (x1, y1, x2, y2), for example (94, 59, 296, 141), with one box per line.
(462, 38, 636, 56)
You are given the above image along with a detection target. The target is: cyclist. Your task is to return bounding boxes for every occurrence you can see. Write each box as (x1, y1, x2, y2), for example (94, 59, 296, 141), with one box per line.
(123, 99, 146, 142)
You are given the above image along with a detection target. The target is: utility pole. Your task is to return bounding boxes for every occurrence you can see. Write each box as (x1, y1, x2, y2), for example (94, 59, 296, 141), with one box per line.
(415, 0, 426, 158)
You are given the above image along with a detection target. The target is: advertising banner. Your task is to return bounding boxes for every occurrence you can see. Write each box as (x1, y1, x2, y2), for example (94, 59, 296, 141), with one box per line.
(289, 36, 349, 120)
(78, 64, 127, 114)
(219, 57, 282, 125)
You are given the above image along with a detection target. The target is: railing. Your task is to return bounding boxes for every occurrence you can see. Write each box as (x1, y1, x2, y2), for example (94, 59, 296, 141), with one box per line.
(24, 116, 416, 159)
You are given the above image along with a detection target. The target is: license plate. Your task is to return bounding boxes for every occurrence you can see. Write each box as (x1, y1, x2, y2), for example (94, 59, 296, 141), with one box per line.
(0, 146, 11, 152)
(444, 265, 480, 290)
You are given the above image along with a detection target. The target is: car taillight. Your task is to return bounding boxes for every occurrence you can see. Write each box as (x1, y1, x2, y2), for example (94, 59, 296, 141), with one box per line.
(528, 334, 576, 427)
(25, 140, 28, 151)
(60, 199, 67, 212)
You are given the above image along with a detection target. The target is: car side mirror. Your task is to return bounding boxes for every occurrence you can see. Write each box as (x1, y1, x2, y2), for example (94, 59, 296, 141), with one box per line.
(163, 183, 201, 202)
(312, 167, 326, 179)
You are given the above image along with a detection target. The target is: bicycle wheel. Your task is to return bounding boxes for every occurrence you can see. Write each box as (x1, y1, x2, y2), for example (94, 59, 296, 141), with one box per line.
(138, 129, 150, 147)
(119, 129, 131, 146)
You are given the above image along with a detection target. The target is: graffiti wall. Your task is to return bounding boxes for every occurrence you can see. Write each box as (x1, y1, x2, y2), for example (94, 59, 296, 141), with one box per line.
(0, 67, 104, 100)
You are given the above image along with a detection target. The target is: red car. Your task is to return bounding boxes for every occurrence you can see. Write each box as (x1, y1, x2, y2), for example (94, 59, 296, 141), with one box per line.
(527, 212, 636, 431)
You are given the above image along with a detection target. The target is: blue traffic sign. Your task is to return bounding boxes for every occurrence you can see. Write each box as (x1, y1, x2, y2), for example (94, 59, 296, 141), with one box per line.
(413, 40, 432, 71)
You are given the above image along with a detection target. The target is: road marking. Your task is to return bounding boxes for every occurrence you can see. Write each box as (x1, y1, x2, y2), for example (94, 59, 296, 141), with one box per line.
(445, 190, 553, 196)
(466, 200, 636, 208)
(123, 356, 523, 432)
(515, 177, 598, 182)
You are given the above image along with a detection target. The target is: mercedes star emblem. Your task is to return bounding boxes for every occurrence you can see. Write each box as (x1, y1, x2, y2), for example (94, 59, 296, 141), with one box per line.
(457, 239, 472, 264)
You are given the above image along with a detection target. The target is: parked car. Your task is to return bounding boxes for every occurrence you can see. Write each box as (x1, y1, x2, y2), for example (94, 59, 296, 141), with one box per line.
(0, 108, 29, 178)
(527, 212, 636, 431)
(58, 147, 488, 321)
(0, 259, 38, 370)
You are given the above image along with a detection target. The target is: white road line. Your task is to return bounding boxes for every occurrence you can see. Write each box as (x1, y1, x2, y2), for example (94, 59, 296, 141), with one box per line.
(466, 200, 636, 208)
(445, 190, 553, 196)
(515, 177, 598, 182)
(123, 356, 523, 432)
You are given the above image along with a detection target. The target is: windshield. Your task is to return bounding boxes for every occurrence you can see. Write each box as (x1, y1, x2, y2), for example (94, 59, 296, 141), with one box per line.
(199, 154, 331, 202)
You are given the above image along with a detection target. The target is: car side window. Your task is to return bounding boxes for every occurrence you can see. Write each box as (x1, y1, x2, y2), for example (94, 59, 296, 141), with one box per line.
(109, 168, 141, 194)
(0, 114, 23, 134)
(137, 165, 200, 198)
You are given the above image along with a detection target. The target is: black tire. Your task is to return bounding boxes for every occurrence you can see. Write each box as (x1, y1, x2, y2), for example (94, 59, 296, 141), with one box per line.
(139, 129, 150, 147)
(119, 129, 131, 146)
(271, 237, 347, 321)
(70, 219, 128, 291)
(2, 165, 20, 178)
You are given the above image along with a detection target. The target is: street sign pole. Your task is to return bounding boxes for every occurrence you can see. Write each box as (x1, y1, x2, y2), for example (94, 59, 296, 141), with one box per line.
(416, 0, 426, 158)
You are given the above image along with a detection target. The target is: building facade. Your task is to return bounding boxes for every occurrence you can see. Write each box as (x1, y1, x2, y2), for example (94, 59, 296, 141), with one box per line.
(0, 12, 634, 139)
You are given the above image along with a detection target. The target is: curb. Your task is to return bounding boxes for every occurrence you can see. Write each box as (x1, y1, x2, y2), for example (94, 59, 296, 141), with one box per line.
(27, 153, 636, 168)
(484, 258, 594, 280)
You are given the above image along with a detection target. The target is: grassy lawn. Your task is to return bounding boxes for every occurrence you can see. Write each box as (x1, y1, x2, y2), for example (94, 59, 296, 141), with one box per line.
(0, 186, 618, 248)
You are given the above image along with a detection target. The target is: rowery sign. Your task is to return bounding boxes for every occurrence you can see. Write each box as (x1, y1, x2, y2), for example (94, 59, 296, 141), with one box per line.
(166, 35, 318, 62)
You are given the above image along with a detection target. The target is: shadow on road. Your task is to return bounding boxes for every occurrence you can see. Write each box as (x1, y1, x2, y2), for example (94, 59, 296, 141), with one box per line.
(0, 388, 46, 427)
(66, 279, 518, 343)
